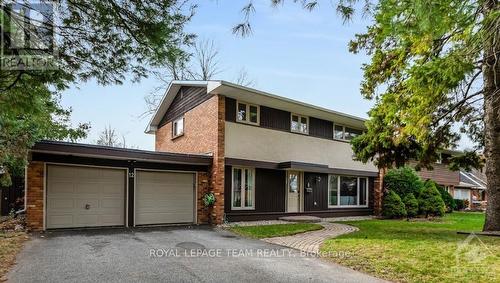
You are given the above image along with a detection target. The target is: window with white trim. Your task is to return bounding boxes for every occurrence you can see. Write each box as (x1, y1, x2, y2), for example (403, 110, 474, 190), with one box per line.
(232, 167, 255, 209)
(291, 114, 309, 134)
(172, 116, 184, 138)
(236, 101, 259, 125)
(328, 175, 368, 207)
(334, 125, 363, 141)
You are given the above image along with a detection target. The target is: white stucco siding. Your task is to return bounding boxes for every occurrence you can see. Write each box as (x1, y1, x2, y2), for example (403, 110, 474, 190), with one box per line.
(225, 122, 377, 172)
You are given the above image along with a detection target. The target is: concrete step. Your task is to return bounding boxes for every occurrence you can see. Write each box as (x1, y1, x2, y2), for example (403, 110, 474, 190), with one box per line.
(278, 216, 322, 223)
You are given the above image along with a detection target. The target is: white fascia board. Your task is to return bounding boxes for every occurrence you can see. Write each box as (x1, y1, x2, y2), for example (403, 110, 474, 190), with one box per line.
(145, 81, 209, 134)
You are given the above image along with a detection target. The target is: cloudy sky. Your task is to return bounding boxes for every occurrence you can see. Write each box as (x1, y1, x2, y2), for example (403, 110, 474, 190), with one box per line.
(59, 1, 419, 150)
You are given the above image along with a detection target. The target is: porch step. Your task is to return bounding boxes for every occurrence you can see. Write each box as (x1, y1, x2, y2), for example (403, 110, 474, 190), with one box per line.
(278, 216, 322, 223)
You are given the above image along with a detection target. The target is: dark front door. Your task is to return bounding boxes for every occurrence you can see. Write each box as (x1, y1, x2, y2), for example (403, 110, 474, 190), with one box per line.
(304, 173, 328, 211)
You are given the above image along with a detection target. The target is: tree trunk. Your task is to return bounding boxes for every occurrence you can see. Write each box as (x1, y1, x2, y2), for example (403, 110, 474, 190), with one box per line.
(482, 0, 500, 231)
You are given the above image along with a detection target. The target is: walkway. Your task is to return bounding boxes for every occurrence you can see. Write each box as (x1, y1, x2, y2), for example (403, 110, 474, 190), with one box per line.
(262, 222, 358, 254)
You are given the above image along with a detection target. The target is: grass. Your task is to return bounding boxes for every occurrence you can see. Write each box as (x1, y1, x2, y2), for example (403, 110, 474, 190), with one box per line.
(0, 231, 28, 280)
(229, 223, 323, 239)
(321, 212, 500, 283)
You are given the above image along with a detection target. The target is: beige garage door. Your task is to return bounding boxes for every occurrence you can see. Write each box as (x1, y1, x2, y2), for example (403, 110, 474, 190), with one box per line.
(135, 171, 195, 225)
(46, 165, 126, 229)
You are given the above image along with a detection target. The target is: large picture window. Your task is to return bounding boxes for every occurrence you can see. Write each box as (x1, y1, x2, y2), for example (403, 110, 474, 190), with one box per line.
(232, 167, 255, 210)
(328, 175, 369, 207)
(236, 101, 259, 125)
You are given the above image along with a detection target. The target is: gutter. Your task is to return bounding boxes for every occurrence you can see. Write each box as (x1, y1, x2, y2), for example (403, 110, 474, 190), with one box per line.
(15, 166, 27, 215)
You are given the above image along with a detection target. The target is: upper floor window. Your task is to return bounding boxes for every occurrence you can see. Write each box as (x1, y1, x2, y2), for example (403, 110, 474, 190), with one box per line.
(291, 114, 309, 134)
(334, 125, 363, 141)
(237, 101, 259, 125)
(172, 116, 184, 138)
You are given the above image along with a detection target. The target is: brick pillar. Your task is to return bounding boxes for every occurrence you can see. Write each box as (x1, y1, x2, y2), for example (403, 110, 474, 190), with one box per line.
(26, 162, 44, 231)
(373, 168, 385, 216)
(196, 172, 210, 224)
(210, 95, 225, 224)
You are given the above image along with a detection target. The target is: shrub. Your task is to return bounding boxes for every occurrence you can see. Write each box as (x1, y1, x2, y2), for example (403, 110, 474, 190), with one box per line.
(384, 167, 424, 197)
(402, 193, 419, 218)
(418, 181, 446, 217)
(382, 190, 407, 218)
(435, 183, 456, 212)
(454, 199, 466, 210)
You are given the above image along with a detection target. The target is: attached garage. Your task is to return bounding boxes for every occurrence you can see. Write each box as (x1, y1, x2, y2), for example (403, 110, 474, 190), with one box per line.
(26, 141, 212, 231)
(46, 165, 126, 229)
(135, 171, 195, 225)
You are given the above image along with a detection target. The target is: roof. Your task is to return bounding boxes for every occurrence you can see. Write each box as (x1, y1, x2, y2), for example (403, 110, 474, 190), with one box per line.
(460, 171, 487, 190)
(146, 80, 368, 134)
(31, 140, 213, 166)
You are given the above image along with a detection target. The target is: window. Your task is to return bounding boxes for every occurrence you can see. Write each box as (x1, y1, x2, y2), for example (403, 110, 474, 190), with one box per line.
(232, 167, 255, 209)
(328, 175, 369, 207)
(334, 125, 363, 141)
(291, 114, 309, 134)
(237, 102, 259, 125)
(172, 116, 184, 138)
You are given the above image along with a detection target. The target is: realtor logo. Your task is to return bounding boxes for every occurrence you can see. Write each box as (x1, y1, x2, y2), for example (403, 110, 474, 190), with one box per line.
(0, 1, 58, 70)
(454, 233, 493, 273)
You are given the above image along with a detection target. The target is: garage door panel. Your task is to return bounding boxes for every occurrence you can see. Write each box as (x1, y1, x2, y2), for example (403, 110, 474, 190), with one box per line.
(135, 171, 194, 225)
(75, 183, 101, 195)
(47, 165, 125, 229)
(47, 215, 74, 228)
(49, 199, 75, 210)
(50, 182, 75, 194)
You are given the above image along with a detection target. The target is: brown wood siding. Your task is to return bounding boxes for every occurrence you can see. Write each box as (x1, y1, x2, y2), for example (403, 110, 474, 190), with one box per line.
(260, 106, 291, 131)
(304, 173, 329, 211)
(309, 117, 334, 139)
(225, 97, 236, 122)
(408, 161, 460, 186)
(224, 166, 286, 213)
(160, 86, 212, 126)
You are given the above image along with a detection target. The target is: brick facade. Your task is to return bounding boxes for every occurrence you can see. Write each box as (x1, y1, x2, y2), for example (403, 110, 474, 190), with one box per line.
(196, 172, 211, 224)
(26, 161, 44, 231)
(155, 94, 226, 224)
(155, 95, 219, 155)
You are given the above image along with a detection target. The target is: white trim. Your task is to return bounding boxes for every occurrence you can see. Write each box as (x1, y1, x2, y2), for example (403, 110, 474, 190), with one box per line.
(172, 116, 185, 138)
(231, 167, 256, 210)
(290, 113, 309, 134)
(125, 167, 129, 228)
(328, 175, 369, 208)
(43, 163, 47, 230)
(236, 100, 260, 126)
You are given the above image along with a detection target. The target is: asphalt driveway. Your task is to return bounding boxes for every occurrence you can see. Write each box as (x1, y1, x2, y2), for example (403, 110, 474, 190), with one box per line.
(7, 226, 384, 283)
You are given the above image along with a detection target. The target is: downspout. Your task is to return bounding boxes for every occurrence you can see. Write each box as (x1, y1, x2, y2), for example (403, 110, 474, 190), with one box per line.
(15, 166, 27, 215)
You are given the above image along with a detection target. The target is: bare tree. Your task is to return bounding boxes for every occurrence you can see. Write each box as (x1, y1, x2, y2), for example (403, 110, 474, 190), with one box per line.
(143, 39, 222, 117)
(96, 125, 122, 148)
(234, 67, 255, 87)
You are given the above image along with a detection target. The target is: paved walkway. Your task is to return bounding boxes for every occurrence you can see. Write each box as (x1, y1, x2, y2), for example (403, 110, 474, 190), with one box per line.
(262, 222, 358, 254)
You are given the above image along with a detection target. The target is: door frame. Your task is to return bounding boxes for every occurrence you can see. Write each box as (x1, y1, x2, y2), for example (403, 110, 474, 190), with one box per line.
(133, 168, 197, 227)
(286, 170, 303, 213)
(44, 163, 128, 230)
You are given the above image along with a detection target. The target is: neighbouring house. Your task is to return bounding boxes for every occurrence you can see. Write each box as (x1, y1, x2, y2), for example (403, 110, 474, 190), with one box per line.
(24, 80, 383, 231)
(411, 152, 488, 210)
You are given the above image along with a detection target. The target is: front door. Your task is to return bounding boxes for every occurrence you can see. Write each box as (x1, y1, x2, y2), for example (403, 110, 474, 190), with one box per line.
(287, 171, 302, 212)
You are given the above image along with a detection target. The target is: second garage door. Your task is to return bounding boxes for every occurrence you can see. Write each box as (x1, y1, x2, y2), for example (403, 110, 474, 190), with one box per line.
(135, 171, 195, 225)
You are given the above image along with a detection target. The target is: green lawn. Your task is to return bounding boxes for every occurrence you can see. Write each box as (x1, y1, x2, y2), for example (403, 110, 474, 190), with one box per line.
(321, 212, 500, 283)
(229, 223, 323, 239)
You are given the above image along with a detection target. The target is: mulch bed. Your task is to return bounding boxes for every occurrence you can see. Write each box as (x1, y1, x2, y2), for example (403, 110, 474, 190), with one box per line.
(0, 216, 29, 282)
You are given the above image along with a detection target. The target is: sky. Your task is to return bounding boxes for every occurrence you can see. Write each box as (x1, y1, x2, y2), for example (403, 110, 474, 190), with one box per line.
(61, 1, 380, 150)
